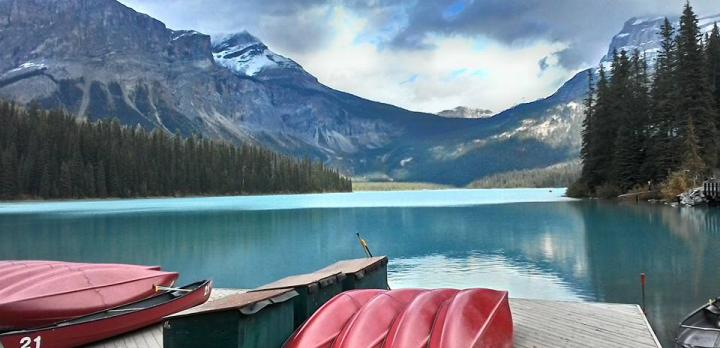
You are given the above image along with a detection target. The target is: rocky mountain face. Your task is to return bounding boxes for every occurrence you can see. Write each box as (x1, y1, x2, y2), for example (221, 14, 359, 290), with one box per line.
(0, 0, 690, 185)
(602, 14, 720, 65)
(436, 107, 494, 119)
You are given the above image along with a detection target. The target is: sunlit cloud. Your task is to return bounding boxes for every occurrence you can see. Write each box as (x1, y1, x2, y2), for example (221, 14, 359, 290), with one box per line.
(287, 7, 573, 113)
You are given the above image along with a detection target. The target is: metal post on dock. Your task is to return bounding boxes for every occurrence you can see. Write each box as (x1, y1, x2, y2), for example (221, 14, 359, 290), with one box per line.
(640, 273, 646, 314)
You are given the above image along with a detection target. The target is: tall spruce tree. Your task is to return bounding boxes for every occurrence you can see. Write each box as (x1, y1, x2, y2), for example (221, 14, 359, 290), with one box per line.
(590, 64, 614, 189)
(677, 2, 718, 170)
(629, 51, 652, 186)
(580, 69, 598, 186)
(611, 50, 645, 190)
(649, 18, 680, 180)
(706, 23, 720, 120)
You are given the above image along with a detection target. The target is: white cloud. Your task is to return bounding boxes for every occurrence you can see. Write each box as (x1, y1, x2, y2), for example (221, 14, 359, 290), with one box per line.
(281, 7, 575, 113)
(119, 1, 586, 113)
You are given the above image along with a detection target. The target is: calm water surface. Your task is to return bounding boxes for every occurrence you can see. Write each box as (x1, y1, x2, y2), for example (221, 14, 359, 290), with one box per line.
(1, 188, 718, 346)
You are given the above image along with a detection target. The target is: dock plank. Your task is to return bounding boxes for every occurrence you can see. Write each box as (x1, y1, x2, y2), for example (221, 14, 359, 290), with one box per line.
(510, 299, 661, 348)
(87, 292, 660, 348)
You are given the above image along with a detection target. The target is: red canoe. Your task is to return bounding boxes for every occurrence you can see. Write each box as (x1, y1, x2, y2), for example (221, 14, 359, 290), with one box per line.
(284, 288, 513, 348)
(0, 280, 212, 348)
(0, 261, 179, 329)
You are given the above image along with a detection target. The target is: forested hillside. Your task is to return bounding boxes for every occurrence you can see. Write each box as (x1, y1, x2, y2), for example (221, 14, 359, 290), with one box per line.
(470, 161, 580, 189)
(0, 102, 351, 200)
(571, 3, 720, 198)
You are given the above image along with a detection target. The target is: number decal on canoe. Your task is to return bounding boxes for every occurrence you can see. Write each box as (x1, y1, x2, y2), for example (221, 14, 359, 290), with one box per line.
(19, 336, 41, 348)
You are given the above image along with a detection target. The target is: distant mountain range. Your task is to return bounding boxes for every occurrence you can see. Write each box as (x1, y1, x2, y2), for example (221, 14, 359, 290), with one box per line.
(0, 0, 712, 185)
(436, 107, 494, 119)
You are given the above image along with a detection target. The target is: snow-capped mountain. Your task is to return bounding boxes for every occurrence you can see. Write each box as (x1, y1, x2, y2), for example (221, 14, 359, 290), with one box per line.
(602, 14, 720, 65)
(436, 107, 494, 119)
(211, 32, 310, 81)
(0, 0, 713, 185)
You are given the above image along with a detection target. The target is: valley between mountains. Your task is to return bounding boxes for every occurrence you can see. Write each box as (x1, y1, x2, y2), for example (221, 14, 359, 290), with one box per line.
(1, 0, 714, 185)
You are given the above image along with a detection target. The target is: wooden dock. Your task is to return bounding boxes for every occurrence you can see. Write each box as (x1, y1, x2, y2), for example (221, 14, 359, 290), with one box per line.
(88, 291, 660, 348)
(510, 299, 660, 348)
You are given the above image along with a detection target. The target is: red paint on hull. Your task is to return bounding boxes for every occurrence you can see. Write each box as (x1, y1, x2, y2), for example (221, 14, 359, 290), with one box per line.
(285, 288, 513, 348)
(0, 280, 212, 348)
(0, 261, 178, 329)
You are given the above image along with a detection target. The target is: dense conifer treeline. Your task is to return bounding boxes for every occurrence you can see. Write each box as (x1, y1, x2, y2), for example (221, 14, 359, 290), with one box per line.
(0, 102, 351, 200)
(470, 161, 580, 189)
(572, 3, 720, 197)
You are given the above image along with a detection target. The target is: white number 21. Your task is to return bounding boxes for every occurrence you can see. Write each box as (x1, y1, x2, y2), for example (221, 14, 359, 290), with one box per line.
(19, 336, 41, 348)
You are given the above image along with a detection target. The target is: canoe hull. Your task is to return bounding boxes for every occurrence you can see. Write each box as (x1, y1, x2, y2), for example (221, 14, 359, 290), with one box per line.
(0, 261, 178, 329)
(284, 288, 513, 348)
(0, 280, 212, 348)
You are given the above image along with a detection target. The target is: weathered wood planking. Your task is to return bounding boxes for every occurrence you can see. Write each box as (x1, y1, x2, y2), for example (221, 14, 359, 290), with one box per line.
(511, 299, 661, 348)
(88, 294, 661, 348)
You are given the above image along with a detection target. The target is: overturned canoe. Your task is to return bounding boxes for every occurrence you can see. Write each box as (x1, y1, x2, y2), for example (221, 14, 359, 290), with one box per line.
(0, 280, 212, 348)
(284, 288, 513, 348)
(0, 260, 178, 330)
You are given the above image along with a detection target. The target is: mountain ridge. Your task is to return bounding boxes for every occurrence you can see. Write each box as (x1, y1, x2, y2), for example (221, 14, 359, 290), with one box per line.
(2, 0, 690, 185)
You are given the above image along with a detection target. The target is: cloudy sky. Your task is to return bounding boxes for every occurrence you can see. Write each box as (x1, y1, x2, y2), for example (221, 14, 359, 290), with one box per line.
(118, 0, 720, 113)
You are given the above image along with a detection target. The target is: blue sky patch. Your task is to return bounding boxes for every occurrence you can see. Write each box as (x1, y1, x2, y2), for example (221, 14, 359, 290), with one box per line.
(442, 0, 467, 21)
(400, 74, 419, 84)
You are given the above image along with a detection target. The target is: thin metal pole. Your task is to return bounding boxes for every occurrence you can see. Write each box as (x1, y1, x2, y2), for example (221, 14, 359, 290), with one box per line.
(640, 273, 646, 314)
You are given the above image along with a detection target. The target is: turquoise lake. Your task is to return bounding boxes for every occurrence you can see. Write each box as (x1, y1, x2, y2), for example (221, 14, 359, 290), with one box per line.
(1, 188, 717, 346)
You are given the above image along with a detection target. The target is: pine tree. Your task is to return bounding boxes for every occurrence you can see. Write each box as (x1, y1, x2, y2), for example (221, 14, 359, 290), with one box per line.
(580, 69, 597, 186)
(629, 51, 652, 185)
(0, 145, 18, 199)
(589, 64, 614, 189)
(677, 2, 717, 170)
(707, 23, 720, 106)
(59, 162, 72, 198)
(39, 164, 51, 198)
(96, 162, 108, 197)
(611, 50, 644, 190)
(649, 18, 680, 180)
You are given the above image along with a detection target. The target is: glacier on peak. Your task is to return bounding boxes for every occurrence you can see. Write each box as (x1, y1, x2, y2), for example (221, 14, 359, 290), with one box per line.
(211, 31, 303, 77)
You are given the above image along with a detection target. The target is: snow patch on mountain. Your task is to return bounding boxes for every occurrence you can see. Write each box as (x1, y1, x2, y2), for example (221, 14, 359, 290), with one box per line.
(436, 106, 494, 119)
(0, 61, 48, 84)
(171, 30, 202, 41)
(7, 62, 47, 73)
(211, 31, 302, 77)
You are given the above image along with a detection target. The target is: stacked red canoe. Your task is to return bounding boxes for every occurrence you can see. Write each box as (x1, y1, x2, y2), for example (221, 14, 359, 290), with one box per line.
(285, 288, 513, 348)
(0, 260, 179, 330)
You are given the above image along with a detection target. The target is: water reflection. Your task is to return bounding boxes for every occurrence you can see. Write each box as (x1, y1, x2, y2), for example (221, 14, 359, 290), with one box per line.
(1, 198, 720, 346)
(389, 253, 583, 300)
(574, 201, 720, 346)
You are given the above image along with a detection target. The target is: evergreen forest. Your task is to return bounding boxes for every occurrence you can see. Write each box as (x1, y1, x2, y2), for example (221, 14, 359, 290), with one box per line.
(572, 3, 720, 198)
(0, 102, 351, 200)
